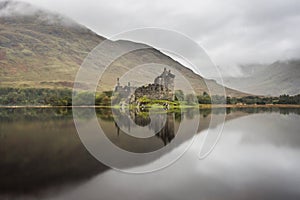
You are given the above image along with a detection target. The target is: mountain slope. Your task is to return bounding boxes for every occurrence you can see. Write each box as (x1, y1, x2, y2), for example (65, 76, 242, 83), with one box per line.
(0, 1, 104, 86)
(223, 60, 300, 96)
(0, 1, 247, 97)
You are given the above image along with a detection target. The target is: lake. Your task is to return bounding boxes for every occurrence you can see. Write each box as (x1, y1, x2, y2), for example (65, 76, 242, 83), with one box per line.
(0, 107, 300, 200)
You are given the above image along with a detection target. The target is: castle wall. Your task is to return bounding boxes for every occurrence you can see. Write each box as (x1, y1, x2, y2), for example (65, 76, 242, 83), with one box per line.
(115, 69, 175, 104)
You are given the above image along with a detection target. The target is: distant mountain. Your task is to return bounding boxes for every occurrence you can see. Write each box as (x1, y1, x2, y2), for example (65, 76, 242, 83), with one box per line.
(222, 60, 300, 96)
(0, 1, 247, 97)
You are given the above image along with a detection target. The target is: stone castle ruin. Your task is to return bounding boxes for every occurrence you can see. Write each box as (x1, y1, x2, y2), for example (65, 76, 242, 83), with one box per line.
(114, 78, 137, 99)
(114, 68, 175, 104)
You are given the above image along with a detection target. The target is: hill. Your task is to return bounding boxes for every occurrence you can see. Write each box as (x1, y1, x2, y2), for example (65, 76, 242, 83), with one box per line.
(0, 1, 247, 97)
(223, 60, 300, 96)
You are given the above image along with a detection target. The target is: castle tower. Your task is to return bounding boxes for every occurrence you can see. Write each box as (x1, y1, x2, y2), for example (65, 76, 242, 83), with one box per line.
(117, 78, 120, 86)
(126, 82, 131, 94)
(166, 70, 175, 92)
(115, 78, 121, 92)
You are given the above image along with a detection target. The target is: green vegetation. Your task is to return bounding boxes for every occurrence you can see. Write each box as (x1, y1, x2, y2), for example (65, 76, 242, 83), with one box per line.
(0, 88, 114, 107)
(196, 92, 300, 105)
(0, 87, 299, 107)
(0, 88, 72, 106)
(0, 5, 247, 97)
(277, 94, 300, 104)
(224, 94, 300, 105)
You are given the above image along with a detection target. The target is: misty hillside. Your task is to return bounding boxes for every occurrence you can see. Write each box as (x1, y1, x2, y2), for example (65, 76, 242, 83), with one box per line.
(0, 1, 247, 97)
(223, 60, 300, 96)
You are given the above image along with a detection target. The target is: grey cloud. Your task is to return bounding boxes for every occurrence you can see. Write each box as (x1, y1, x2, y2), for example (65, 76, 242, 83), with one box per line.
(17, 0, 300, 76)
(0, 0, 39, 16)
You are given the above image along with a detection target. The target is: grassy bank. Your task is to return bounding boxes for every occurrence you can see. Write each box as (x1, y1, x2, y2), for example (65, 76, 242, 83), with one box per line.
(1, 104, 300, 109)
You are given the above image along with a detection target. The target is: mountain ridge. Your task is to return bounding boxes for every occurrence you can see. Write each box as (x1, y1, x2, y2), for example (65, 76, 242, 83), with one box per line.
(0, 0, 248, 97)
(223, 59, 300, 96)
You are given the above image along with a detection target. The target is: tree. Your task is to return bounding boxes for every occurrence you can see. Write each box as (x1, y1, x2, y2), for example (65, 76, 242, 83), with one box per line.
(175, 90, 184, 101)
(185, 94, 197, 105)
(197, 94, 211, 104)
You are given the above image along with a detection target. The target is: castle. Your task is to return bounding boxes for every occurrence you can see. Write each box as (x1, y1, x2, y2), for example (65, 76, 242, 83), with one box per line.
(114, 78, 137, 99)
(114, 68, 175, 103)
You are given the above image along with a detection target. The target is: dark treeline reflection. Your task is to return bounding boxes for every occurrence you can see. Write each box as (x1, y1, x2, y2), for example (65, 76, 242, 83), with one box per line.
(0, 107, 299, 122)
(225, 107, 300, 115)
(0, 107, 299, 196)
(0, 108, 107, 195)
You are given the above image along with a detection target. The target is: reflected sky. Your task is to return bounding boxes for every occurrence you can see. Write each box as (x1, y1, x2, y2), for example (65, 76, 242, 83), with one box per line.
(41, 111, 300, 200)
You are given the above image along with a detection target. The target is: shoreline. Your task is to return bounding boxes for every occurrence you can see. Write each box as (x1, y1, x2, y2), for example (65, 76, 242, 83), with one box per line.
(199, 104, 300, 109)
(1, 104, 300, 109)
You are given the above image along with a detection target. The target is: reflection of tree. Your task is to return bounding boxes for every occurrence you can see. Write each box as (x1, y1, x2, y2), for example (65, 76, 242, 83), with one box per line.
(96, 109, 114, 121)
(185, 108, 197, 119)
(174, 110, 182, 122)
(99, 107, 300, 150)
(133, 112, 151, 127)
(0, 113, 106, 194)
(226, 107, 300, 115)
(200, 108, 212, 118)
(0, 108, 73, 122)
(96, 108, 300, 122)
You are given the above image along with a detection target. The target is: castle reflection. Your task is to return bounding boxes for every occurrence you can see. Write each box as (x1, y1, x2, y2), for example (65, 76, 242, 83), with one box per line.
(113, 108, 176, 146)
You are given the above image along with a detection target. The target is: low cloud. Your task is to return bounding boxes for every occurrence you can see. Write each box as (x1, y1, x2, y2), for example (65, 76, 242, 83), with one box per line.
(9, 0, 300, 76)
(0, 0, 39, 16)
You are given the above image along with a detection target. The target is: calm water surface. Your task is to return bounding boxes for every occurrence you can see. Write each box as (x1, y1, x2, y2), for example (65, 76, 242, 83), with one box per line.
(0, 108, 299, 200)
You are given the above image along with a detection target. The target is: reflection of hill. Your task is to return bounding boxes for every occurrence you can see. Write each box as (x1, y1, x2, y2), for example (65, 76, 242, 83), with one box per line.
(0, 109, 107, 194)
(1, 108, 299, 195)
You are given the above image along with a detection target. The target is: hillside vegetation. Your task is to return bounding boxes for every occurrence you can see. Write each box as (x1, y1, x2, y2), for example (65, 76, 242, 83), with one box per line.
(0, 1, 247, 98)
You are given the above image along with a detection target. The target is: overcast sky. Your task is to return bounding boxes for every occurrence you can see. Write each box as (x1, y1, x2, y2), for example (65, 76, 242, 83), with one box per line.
(19, 0, 300, 76)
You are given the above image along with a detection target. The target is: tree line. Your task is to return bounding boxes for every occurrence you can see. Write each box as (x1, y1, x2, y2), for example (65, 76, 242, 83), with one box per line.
(0, 88, 72, 106)
(179, 91, 299, 105)
(180, 91, 300, 105)
(0, 88, 299, 106)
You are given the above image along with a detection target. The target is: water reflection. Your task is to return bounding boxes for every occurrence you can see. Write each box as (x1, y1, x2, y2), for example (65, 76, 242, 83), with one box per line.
(0, 108, 107, 194)
(0, 108, 299, 199)
(112, 108, 176, 148)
